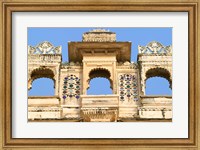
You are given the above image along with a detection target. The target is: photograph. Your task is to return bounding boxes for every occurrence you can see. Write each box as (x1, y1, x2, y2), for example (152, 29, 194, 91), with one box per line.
(27, 27, 172, 122)
(1, 0, 199, 148)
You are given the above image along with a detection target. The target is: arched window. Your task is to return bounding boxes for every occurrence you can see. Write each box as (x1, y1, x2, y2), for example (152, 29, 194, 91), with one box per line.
(87, 68, 113, 95)
(28, 78, 55, 96)
(28, 67, 55, 96)
(145, 77, 172, 95)
(87, 78, 112, 95)
(145, 67, 172, 95)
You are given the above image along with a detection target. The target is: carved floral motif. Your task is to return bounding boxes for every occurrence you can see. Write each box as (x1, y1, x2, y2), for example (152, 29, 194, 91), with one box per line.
(28, 41, 62, 54)
(138, 41, 172, 54)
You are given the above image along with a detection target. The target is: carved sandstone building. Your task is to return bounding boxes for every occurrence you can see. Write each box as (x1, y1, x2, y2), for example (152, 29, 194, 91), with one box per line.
(28, 29, 172, 122)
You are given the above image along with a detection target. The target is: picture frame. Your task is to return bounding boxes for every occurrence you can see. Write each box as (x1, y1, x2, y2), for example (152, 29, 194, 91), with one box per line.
(0, 0, 199, 149)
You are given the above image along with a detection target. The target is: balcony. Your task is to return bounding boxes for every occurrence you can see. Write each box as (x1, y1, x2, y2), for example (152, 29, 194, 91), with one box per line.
(28, 96, 61, 120)
(81, 95, 119, 108)
(80, 95, 119, 122)
(138, 96, 172, 120)
(140, 95, 172, 107)
(28, 96, 60, 107)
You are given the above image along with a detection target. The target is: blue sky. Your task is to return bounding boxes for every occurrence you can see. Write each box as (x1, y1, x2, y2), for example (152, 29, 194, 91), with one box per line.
(28, 27, 172, 96)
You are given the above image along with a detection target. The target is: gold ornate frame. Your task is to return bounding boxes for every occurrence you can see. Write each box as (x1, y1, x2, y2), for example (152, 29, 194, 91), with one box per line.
(0, 0, 199, 149)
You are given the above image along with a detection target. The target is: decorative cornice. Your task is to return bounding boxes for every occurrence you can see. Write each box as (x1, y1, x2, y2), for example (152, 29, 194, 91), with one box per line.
(28, 54, 61, 63)
(62, 61, 82, 66)
(138, 107, 172, 111)
(138, 41, 172, 54)
(28, 41, 62, 54)
(28, 107, 61, 112)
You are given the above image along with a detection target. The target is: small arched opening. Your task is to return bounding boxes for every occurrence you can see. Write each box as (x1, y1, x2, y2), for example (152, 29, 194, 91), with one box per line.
(145, 67, 172, 95)
(28, 67, 55, 96)
(28, 78, 55, 96)
(87, 68, 113, 95)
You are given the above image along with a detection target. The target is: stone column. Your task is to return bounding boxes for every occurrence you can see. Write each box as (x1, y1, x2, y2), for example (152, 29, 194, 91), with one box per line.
(82, 62, 87, 95)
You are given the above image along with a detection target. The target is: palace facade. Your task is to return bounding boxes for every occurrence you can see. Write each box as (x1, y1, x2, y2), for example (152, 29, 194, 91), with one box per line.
(28, 29, 172, 122)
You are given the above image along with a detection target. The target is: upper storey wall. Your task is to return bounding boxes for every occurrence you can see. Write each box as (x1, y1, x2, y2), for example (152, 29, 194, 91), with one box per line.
(68, 29, 131, 63)
(28, 41, 62, 96)
(137, 41, 172, 95)
(82, 28, 116, 42)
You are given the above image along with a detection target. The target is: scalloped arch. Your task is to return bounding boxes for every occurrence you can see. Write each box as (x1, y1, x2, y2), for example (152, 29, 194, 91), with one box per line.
(87, 67, 113, 90)
(28, 67, 55, 90)
(89, 68, 111, 80)
(145, 67, 172, 88)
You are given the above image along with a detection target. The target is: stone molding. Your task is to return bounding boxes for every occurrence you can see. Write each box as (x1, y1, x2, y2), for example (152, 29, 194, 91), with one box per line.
(28, 41, 62, 54)
(138, 41, 172, 54)
(82, 29, 116, 42)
